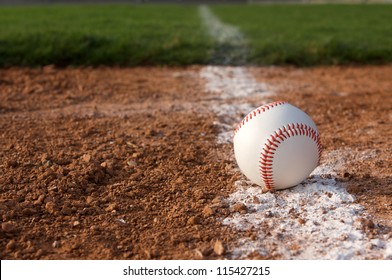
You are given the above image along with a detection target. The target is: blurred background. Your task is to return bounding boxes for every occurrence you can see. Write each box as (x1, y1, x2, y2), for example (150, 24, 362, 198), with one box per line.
(0, 0, 391, 67)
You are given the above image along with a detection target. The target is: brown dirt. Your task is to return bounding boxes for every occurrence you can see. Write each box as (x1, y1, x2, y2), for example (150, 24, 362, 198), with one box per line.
(0, 65, 391, 259)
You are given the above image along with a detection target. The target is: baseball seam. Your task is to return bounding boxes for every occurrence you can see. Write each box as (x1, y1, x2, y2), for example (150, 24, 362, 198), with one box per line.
(234, 101, 287, 135)
(259, 123, 322, 190)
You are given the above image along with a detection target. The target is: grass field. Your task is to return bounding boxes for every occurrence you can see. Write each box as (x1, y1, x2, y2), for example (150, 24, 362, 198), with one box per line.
(212, 4, 392, 65)
(0, 5, 212, 66)
(0, 4, 391, 66)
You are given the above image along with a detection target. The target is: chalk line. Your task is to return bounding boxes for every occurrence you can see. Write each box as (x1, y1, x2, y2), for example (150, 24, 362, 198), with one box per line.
(223, 148, 392, 260)
(200, 66, 273, 144)
(199, 67, 391, 259)
(198, 4, 391, 260)
(198, 5, 248, 65)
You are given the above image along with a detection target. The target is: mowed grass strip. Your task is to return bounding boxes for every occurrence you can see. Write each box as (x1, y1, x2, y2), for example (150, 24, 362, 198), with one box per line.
(0, 5, 213, 67)
(211, 4, 392, 65)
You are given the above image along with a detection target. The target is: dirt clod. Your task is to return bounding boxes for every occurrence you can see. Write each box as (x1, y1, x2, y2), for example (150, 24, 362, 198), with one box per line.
(82, 154, 92, 163)
(187, 216, 201, 225)
(213, 240, 225, 256)
(45, 202, 56, 214)
(202, 206, 214, 217)
(2, 222, 16, 233)
(232, 203, 248, 214)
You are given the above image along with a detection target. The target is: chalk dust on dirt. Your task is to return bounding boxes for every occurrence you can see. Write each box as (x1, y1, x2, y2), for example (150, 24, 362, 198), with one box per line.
(249, 66, 392, 227)
(200, 65, 391, 259)
(0, 65, 391, 259)
(249, 66, 392, 259)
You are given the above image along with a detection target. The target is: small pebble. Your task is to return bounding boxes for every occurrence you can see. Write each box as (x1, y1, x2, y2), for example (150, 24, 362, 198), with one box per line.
(213, 240, 225, 256)
(2, 222, 16, 233)
(202, 206, 214, 217)
(232, 203, 248, 214)
(187, 216, 200, 225)
(82, 154, 92, 163)
(298, 218, 306, 225)
(105, 203, 117, 212)
(45, 202, 56, 214)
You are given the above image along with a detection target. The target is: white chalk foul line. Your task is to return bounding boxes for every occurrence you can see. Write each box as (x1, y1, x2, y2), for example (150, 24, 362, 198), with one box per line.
(198, 5, 244, 46)
(200, 66, 273, 144)
(198, 5, 248, 65)
(198, 7, 274, 143)
(199, 66, 392, 259)
(198, 6, 391, 259)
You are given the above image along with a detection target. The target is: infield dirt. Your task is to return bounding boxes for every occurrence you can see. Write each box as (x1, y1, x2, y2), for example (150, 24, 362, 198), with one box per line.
(0, 65, 391, 259)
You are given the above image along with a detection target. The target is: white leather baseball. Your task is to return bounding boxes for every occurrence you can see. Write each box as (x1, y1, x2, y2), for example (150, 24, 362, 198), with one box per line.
(233, 101, 321, 190)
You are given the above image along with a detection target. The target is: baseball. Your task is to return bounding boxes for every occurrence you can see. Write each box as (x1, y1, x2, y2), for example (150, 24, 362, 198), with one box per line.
(233, 101, 321, 190)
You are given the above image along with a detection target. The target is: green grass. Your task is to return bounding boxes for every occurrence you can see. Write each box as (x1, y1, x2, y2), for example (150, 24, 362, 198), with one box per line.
(0, 5, 213, 67)
(0, 4, 391, 66)
(212, 4, 392, 65)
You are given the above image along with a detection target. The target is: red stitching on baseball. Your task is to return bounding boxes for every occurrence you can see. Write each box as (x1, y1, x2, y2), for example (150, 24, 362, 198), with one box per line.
(234, 101, 287, 135)
(259, 123, 322, 190)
